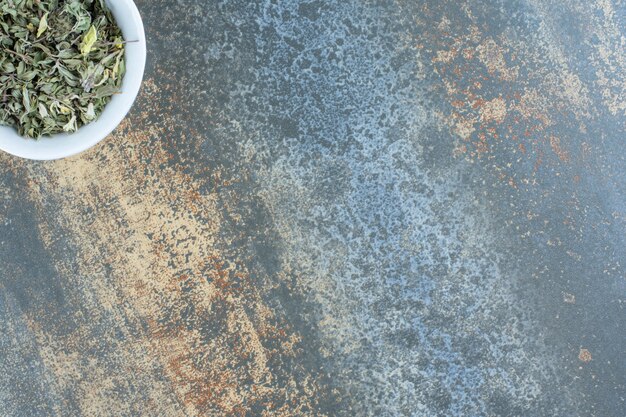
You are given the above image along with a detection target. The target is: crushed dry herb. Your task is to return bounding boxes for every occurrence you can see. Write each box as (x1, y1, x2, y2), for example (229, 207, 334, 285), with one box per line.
(0, 0, 125, 138)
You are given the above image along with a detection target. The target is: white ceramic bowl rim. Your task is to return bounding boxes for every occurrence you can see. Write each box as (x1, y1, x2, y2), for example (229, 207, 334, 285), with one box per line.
(0, 0, 146, 161)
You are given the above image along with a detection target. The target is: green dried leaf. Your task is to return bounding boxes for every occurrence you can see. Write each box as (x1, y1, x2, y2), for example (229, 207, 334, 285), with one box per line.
(80, 25, 97, 56)
(22, 86, 31, 113)
(37, 12, 48, 38)
(38, 103, 49, 119)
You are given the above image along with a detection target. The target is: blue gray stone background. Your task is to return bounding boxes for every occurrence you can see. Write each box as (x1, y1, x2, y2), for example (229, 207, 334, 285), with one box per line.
(1, 0, 625, 416)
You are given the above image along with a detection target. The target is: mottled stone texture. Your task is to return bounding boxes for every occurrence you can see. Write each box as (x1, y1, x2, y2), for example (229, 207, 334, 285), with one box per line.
(0, 0, 625, 416)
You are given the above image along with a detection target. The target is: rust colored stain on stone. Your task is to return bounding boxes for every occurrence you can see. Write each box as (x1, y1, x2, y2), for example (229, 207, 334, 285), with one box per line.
(579, 349, 593, 363)
(550, 136, 570, 162)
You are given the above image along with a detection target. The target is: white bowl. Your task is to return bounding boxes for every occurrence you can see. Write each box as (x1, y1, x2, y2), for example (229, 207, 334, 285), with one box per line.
(0, 0, 146, 160)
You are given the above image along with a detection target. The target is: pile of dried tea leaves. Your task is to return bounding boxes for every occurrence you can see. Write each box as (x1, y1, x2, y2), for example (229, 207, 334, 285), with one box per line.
(0, 0, 125, 138)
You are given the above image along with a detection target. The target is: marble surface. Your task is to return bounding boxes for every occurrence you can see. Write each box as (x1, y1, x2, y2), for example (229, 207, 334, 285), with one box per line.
(1, 0, 625, 415)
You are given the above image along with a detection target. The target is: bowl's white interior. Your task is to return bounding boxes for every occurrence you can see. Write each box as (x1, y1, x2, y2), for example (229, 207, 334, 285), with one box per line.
(0, 0, 146, 160)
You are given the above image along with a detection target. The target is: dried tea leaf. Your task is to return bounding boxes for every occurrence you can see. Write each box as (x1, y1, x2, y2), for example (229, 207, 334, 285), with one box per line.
(80, 25, 97, 56)
(62, 113, 77, 132)
(38, 103, 49, 119)
(21, 86, 30, 113)
(85, 102, 95, 120)
(37, 13, 49, 38)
